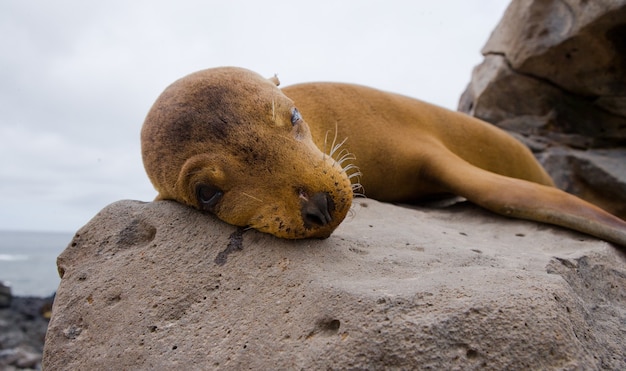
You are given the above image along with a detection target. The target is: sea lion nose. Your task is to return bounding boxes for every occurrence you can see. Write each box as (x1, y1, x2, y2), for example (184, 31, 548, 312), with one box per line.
(300, 191, 333, 227)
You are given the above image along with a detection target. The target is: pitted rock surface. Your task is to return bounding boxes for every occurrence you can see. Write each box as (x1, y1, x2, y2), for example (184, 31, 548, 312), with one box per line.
(43, 200, 626, 369)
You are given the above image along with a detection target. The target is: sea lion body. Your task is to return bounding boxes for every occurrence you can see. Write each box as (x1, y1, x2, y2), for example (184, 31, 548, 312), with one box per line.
(283, 83, 554, 202)
(141, 67, 626, 246)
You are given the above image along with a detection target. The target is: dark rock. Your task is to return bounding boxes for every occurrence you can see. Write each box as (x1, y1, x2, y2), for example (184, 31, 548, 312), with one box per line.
(538, 148, 626, 218)
(0, 295, 54, 370)
(459, 0, 626, 218)
(0, 281, 11, 308)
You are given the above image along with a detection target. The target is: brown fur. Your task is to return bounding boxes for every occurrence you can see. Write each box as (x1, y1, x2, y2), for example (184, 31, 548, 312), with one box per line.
(283, 82, 626, 247)
(141, 66, 626, 246)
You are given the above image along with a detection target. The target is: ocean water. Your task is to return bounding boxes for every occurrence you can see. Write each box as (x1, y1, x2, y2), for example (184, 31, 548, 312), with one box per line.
(0, 230, 73, 297)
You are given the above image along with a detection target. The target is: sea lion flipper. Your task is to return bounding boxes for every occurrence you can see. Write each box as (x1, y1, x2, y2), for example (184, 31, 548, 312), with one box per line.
(425, 148, 626, 247)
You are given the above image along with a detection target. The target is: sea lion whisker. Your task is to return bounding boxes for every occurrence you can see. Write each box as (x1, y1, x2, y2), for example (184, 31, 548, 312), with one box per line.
(351, 183, 364, 192)
(342, 162, 357, 172)
(349, 175, 363, 191)
(345, 203, 361, 220)
(337, 147, 351, 157)
(329, 137, 349, 159)
(341, 163, 360, 174)
(277, 134, 295, 141)
(352, 187, 366, 198)
(241, 192, 263, 203)
(328, 122, 340, 158)
(348, 170, 363, 180)
(337, 151, 356, 165)
(339, 158, 356, 168)
(344, 161, 363, 194)
(322, 130, 331, 162)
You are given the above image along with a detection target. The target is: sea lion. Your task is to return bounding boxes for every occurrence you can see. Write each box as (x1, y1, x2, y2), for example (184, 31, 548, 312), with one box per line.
(141, 66, 626, 247)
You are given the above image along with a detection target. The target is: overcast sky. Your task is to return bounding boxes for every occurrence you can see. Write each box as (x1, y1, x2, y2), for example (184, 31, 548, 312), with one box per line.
(0, 0, 510, 233)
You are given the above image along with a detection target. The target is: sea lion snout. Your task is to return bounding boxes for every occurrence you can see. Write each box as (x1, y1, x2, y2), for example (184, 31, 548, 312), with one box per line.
(300, 190, 334, 228)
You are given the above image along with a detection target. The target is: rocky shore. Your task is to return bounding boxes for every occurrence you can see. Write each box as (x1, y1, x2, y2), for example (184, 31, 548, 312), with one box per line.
(0, 283, 53, 370)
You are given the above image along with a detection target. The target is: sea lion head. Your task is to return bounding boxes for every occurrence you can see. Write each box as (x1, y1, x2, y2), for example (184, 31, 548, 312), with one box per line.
(141, 67, 353, 239)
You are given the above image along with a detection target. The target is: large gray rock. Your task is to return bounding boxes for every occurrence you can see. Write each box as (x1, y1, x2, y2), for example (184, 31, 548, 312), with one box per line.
(459, 0, 626, 218)
(43, 200, 626, 369)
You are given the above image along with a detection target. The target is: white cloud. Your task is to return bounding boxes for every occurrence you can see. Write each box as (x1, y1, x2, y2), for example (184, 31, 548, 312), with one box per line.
(0, 124, 154, 231)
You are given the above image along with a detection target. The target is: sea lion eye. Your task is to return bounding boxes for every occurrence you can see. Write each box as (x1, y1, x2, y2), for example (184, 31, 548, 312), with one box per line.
(196, 184, 223, 211)
(291, 108, 302, 126)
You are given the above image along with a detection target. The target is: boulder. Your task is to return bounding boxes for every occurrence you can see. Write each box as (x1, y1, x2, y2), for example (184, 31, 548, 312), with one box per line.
(0, 282, 11, 308)
(43, 200, 626, 369)
(459, 0, 626, 218)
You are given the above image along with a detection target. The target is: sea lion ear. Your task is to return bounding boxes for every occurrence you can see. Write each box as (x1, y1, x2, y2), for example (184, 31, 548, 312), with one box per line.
(268, 74, 280, 86)
(175, 154, 225, 206)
